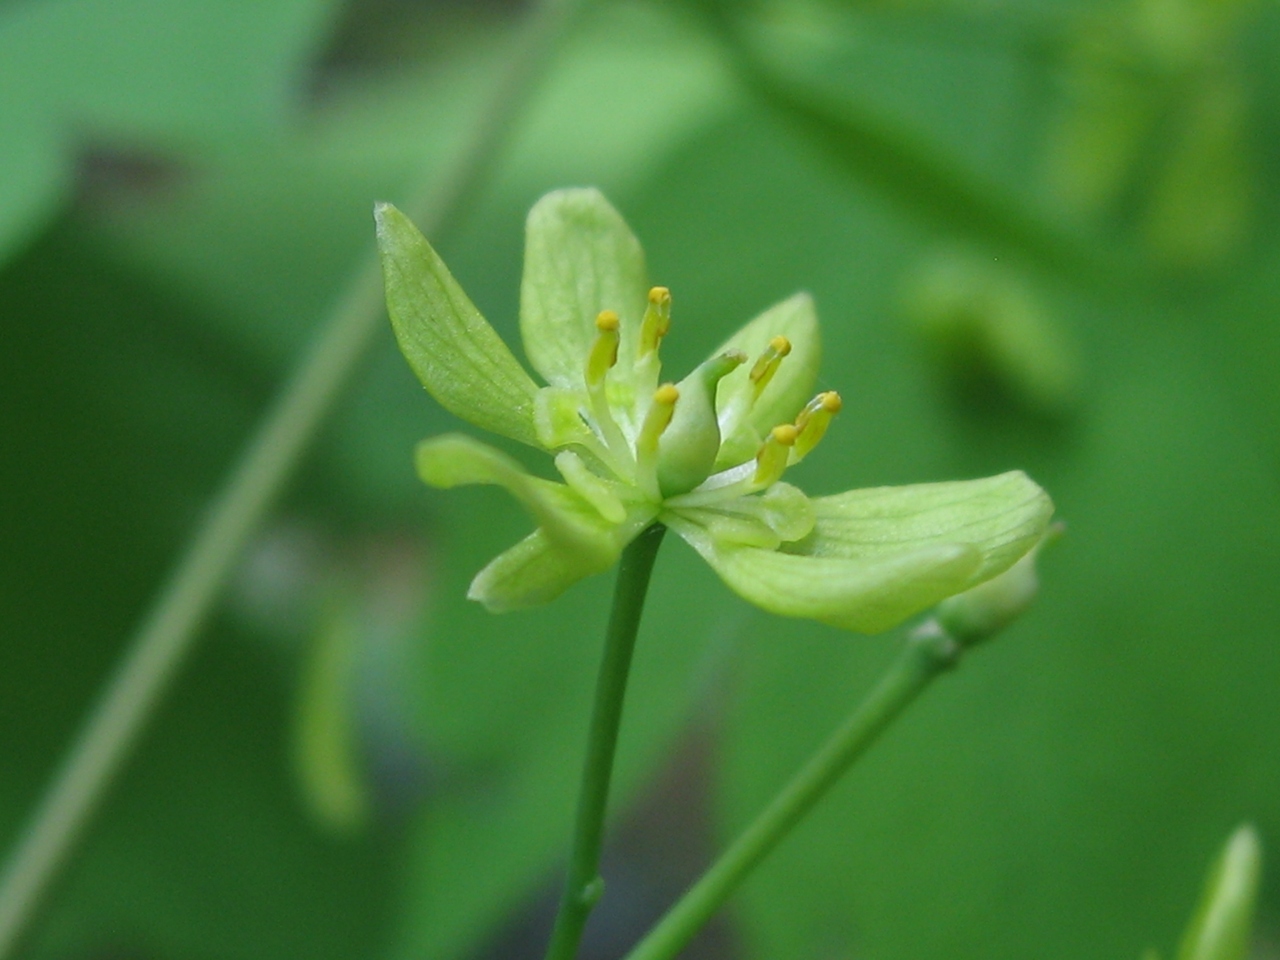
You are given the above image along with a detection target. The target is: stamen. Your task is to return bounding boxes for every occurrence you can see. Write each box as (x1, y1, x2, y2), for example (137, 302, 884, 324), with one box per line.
(753, 423, 798, 486)
(584, 309, 634, 475)
(634, 288, 671, 403)
(586, 310, 621, 386)
(635, 383, 679, 501)
(639, 287, 671, 357)
(792, 391, 841, 462)
(749, 335, 792, 397)
(716, 335, 793, 443)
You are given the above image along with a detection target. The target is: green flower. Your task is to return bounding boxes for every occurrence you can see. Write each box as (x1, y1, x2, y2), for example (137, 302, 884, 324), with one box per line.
(375, 189, 1053, 633)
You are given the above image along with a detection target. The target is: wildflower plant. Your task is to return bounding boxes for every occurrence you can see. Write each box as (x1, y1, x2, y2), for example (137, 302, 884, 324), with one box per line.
(375, 187, 1055, 960)
(376, 188, 1053, 633)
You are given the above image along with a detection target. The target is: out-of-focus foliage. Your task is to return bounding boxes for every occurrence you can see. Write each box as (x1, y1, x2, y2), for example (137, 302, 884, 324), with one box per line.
(0, 0, 341, 263)
(1, 1, 1278, 960)
(1172, 824, 1262, 960)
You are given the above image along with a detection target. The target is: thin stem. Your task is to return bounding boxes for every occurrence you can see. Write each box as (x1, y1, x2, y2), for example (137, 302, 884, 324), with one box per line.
(544, 523, 668, 960)
(0, 2, 587, 954)
(622, 625, 961, 960)
(701, 1, 1146, 292)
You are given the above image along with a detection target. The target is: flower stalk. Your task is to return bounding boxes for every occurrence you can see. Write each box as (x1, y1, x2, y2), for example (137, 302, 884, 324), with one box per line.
(544, 523, 667, 960)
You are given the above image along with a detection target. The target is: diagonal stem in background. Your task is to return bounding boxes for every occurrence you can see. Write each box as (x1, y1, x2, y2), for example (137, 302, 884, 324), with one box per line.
(0, 0, 589, 953)
(623, 626, 961, 960)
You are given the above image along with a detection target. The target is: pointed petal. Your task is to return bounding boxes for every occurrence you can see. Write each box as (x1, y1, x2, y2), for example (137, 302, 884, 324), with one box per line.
(520, 188, 648, 390)
(668, 470, 1053, 633)
(801, 471, 1053, 585)
(376, 203, 542, 447)
(468, 530, 614, 612)
(670, 514, 982, 633)
(415, 434, 617, 562)
(713, 293, 821, 467)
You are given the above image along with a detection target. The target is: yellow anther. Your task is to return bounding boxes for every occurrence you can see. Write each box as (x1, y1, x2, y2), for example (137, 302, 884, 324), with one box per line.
(793, 391, 841, 462)
(639, 384, 680, 451)
(639, 287, 672, 357)
(636, 383, 680, 499)
(794, 390, 841, 430)
(586, 310, 621, 386)
(753, 423, 797, 486)
(748, 335, 793, 396)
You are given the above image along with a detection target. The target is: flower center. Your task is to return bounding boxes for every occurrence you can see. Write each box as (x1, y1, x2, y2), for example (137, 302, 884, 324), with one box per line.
(565, 287, 842, 507)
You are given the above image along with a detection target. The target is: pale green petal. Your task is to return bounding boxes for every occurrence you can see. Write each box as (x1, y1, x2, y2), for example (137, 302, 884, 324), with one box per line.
(668, 471, 1052, 633)
(520, 188, 648, 390)
(415, 433, 616, 562)
(376, 203, 541, 447)
(468, 530, 613, 613)
(738, 482, 816, 543)
(469, 505, 661, 613)
(713, 293, 821, 467)
(670, 514, 982, 634)
(801, 471, 1053, 585)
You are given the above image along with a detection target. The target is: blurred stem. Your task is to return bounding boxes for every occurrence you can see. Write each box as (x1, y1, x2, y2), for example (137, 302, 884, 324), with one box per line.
(0, 0, 589, 954)
(622, 625, 961, 960)
(699, 0, 1141, 289)
(544, 523, 668, 960)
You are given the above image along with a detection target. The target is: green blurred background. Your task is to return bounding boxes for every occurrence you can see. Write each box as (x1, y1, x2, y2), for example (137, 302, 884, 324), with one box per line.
(2, 0, 1279, 958)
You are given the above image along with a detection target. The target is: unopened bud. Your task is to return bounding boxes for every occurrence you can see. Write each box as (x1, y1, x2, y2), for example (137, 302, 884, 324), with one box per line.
(933, 525, 1060, 647)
